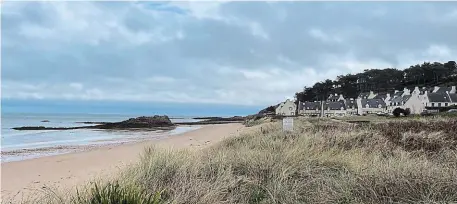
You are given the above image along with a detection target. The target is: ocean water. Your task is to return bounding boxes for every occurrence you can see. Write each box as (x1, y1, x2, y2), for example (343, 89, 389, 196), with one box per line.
(1, 113, 202, 162)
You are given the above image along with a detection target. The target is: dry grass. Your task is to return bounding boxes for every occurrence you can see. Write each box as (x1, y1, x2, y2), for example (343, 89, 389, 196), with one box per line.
(26, 118, 457, 204)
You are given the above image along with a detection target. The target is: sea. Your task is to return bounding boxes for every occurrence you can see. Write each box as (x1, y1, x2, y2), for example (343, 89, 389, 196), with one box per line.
(1, 113, 202, 163)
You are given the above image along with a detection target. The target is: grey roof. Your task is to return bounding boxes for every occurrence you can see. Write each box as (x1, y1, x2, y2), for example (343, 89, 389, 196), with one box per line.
(302, 102, 321, 110)
(436, 87, 451, 93)
(345, 99, 358, 109)
(323, 101, 346, 110)
(390, 95, 412, 104)
(402, 95, 412, 103)
(361, 99, 386, 108)
(450, 94, 457, 103)
(374, 93, 388, 100)
(428, 93, 451, 102)
(390, 96, 403, 103)
(389, 91, 403, 101)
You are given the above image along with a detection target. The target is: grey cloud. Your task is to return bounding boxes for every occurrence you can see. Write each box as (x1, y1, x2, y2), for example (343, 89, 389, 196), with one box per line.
(2, 2, 457, 106)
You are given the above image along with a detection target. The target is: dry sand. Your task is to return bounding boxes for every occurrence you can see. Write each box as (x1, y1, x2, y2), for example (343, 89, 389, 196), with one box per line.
(1, 123, 244, 203)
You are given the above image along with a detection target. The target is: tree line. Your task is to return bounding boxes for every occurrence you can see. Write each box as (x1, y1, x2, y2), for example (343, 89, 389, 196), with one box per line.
(295, 61, 457, 102)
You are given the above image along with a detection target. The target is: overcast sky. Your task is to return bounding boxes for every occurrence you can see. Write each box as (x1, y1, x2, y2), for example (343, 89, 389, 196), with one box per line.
(2, 1, 457, 107)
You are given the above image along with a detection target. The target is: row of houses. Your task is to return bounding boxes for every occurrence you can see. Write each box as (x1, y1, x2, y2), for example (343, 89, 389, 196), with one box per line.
(275, 86, 457, 117)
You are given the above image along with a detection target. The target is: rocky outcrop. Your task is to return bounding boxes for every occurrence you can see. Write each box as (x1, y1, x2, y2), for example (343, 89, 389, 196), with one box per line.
(94, 116, 174, 129)
(41, 120, 50, 123)
(13, 116, 174, 131)
(13, 126, 81, 130)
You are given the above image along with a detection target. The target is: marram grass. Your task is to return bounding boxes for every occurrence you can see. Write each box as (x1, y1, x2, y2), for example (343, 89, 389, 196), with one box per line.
(21, 118, 457, 204)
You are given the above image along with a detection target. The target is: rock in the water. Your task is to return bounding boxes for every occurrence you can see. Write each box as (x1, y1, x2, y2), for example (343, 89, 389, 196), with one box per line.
(41, 120, 50, 123)
(95, 115, 174, 129)
(13, 115, 175, 130)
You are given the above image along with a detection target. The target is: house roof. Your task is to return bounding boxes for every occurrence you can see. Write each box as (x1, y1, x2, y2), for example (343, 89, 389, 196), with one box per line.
(301, 102, 321, 110)
(389, 91, 403, 101)
(390, 94, 412, 104)
(450, 94, 457, 103)
(345, 99, 357, 108)
(436, 87, 451, 93)
(323, 101, 346, 110)
(402, 95, 412, 103)
(374, 93, 388, 100)
(428, 93, 451, 103)
(361, 99, 386, 108)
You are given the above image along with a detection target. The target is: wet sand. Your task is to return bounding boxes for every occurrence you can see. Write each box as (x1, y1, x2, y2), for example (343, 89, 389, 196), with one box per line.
(1, 123, 244, 202)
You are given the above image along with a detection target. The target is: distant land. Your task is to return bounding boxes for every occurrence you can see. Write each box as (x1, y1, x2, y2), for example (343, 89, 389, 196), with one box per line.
(1, 99, 262, 117)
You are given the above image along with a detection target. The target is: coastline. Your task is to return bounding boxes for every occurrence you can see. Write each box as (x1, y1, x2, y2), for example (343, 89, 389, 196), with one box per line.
(1, 123, 244, 202)
(1, 125, 202, 163)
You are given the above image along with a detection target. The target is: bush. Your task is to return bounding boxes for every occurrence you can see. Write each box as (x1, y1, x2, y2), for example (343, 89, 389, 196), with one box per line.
(393, 108, 403, 117)
(404, 108, 411, 116)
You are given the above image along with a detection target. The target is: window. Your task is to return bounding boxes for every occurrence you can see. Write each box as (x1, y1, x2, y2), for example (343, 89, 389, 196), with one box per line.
(445, 103, 448, 107)
(289, 107, 293, 111)
(432, 103, 435, 107)
(438, 103, 442, 107)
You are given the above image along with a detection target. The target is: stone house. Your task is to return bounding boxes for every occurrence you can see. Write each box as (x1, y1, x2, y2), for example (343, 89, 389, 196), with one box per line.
(423, 86, 457, 108)
(387, 87, 426, 114)
(275, 99, 297, 116)
(356, 98, 387, 115)
(298, 101, 321, 116)
(298, 101, 347, 117)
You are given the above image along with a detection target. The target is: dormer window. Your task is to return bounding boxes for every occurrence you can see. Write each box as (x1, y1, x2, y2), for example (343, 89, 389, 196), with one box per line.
(365, 104, 369, 108)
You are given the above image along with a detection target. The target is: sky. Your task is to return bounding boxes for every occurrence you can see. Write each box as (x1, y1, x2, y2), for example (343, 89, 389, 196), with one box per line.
(1, 1, 457, 115)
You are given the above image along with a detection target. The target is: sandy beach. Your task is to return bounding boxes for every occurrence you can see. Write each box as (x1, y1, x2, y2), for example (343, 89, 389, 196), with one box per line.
(1, 123, 244, 202)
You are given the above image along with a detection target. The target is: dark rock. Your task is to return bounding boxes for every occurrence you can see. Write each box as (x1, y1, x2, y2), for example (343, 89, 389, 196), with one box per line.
(93, 115, 174, 129)
(41, 120, 50, 123)
(13, 116, 174, 130)
(75, 122, 109, 124)
(13, 126, 82, 130)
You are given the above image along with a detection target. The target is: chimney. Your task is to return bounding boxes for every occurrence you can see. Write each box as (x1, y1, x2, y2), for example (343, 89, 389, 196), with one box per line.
(433, 86, 440, 93)
(338, 94, 345, 101)
(402, 87, 410, 96)
(413, 86, 420, 95)
(451, 86, 456, 94)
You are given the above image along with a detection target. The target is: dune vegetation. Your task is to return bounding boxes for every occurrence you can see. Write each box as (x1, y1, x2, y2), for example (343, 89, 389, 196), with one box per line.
(28, 116, 457, 204)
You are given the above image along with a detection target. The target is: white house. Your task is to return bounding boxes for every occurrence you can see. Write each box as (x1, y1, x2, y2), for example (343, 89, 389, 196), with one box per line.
(275, 99, 297, 116)
(387, 87, 426, 114)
